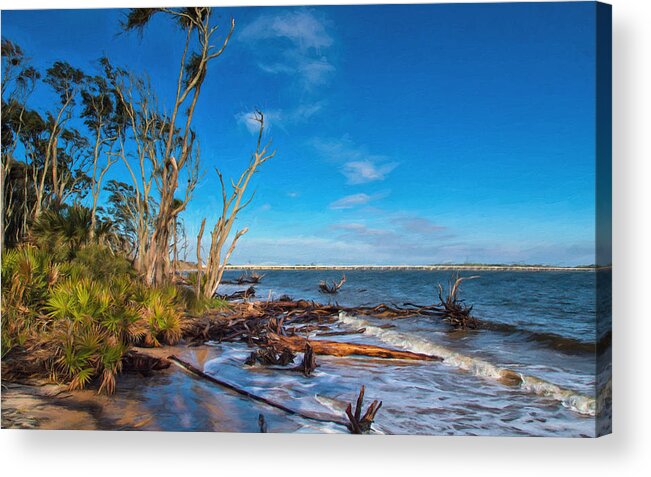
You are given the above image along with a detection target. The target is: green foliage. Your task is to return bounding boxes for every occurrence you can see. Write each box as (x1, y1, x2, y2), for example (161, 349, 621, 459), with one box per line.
(46, 277, 140, 393)
(132, 284, 183, 347)
(184, 290, 229, 315)
(44, 61, 85, 104)
(184, 271, 205, 288)
(1, 241, 189, 392)
(31, 205, 118, 259)
(122, 8, 159, 32)
(68, 244, 134, 282)
(1, 245, 59, 356)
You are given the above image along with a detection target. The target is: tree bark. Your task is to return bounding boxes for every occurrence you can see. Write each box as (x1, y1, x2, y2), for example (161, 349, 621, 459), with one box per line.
(267, 334, 442, 361)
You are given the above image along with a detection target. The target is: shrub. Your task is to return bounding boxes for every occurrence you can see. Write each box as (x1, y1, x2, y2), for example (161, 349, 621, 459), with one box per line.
(1, 245, 60, 356)
(46, 277, 142, 393)
(133, 284, 183, 347)
(69, 244, 135, 282)
(174, 283, 229, 315)
(2, 241, 192, 392)
(30, 205, 118, 260)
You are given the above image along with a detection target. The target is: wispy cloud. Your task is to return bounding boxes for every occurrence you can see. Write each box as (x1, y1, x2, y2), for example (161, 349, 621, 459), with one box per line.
(239, 10, 335, 90)
(236, 101, 326, 134)
(329, 193, 374, 210)
(312, 136, 399, 184)
(342, 161, 398, 185)
(331, 222, 394, 239)
(391, 216, 447, 235)
(235, 111, 263, 134)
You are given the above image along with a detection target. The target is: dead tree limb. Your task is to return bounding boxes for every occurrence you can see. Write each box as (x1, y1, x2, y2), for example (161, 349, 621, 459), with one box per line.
(296, 342, 317, 376)
(216, 286, 256, 301)
(258, 414, 267, 433)
(245, 346, 295, 367)
(169, 355, 349, 426)
(267, 333, 442, 361)
(319, 274, 346, 294)
(122, 351, 171, 376)
(436, 274, 479, 330)
(345, 385, 382, 434)
(316, 328, 366, 337)
(235, 271, 265, 284)
(196, 111, 275, 299)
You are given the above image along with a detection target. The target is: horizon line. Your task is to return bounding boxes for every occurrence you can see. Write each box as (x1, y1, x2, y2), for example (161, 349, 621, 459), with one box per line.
(183, 264, 607, 271)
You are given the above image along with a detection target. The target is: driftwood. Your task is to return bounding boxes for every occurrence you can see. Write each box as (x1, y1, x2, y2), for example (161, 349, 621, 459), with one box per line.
(295, 343, 317, 376)
(254, 342, 318, 376)
(319, 274, 346, 294)
(352, 302, 441, 319)
(258, 414, 267, 433)
(267, 333, 442, 361)
(180, 282, 488, 356)
(122, 351, 171, 376)
(316, 328, 366, 337)
(235, 271, 265, 284)
(217, 286, 256, 301)
(245, 346, 295, 366)
(286, 324, 331, 334)
(436, 274, 479, 330)
(345, 385, 382, 434)
(169, 355, 349, 427)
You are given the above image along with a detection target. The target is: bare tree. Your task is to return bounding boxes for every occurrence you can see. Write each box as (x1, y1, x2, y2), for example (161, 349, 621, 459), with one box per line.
(104, 65, 161, 276)
(121, 7, 235, 285)
(81, 74, 120, 239)
(1, 39, 40, 250)
(196, 111, 275, 298)
(38, 61, 86, 216)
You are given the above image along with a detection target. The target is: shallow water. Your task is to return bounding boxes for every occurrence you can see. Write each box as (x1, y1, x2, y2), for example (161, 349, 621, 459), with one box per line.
(208, 269, 610, 436)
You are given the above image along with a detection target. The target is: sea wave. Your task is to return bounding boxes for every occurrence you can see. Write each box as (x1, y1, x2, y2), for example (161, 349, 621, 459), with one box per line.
(337, 312, 596, 416)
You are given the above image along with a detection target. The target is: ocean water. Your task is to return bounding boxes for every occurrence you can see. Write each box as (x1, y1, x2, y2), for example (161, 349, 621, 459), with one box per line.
(202, 269, 611, 436)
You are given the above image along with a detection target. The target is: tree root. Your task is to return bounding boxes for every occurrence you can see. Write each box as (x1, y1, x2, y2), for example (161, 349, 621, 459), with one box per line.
(345, 385, 382, 434)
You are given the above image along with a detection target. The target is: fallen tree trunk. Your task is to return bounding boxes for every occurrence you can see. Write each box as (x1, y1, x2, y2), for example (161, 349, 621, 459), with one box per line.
(316, 328, 366, 337)
(267, 334, 442, 361)
(122, 351, 171, 376)
(168, 355, 349, 426)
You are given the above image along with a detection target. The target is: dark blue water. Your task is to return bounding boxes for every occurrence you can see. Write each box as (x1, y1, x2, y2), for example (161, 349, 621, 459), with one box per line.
(208, 269, 610, 436)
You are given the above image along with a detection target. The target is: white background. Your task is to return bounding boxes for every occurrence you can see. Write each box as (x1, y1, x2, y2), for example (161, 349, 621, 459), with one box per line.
(1, 0, 649, 475)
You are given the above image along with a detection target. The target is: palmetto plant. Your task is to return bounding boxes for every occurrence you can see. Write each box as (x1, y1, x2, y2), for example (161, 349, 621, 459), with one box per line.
(31, 204, 118, 259)
(2, 240, 186, 392)
(46, 277, 142, 393)
(1, 245, 59, 356)
(133, 284, 183, 347)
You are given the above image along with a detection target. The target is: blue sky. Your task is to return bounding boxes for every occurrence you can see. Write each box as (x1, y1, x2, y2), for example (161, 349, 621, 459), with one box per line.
(2, 2, 601, 265)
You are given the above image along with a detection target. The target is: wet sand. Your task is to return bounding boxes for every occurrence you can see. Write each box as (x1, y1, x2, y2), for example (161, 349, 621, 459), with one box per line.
(1, 345, 315, 432)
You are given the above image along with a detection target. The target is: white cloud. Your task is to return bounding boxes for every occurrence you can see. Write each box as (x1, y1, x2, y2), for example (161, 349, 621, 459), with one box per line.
(240, 10, 333, 50)
(239, 10, 335, 89)
(299, 58, 335, 86)
(312, 136, 399, 184)
(235, 111, 263, 134)
(342, 160, 398, 185)
(236, 102, 325, 134)
(329, 193, 373, 210)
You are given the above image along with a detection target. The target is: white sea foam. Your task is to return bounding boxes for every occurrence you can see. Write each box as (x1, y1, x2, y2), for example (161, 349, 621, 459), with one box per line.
(338, 312, 596, 416)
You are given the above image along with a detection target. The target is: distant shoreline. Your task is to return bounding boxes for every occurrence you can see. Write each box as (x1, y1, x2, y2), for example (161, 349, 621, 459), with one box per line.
(176, 263, 607, 272)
